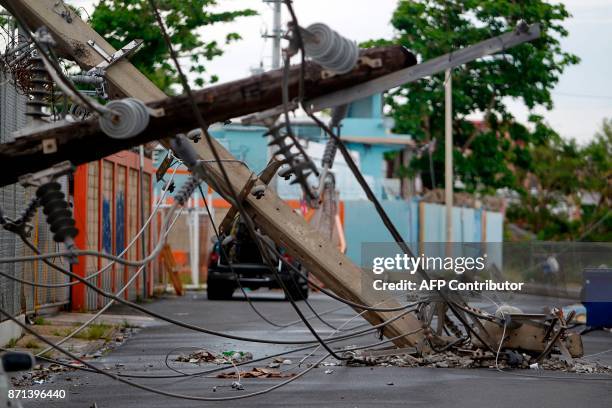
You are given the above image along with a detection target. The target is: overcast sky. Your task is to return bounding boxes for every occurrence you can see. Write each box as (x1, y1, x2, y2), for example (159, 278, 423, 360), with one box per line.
(71, 0, 612, 144)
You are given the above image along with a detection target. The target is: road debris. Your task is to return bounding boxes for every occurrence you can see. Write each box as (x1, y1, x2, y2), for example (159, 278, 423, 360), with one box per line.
(175, 349, 217, 364)
(9, 363, 73, 387)
(222, 350, 254, 363)
(175, 349, 253, 365)
(216, 367, 296, 379)
(345, 348, 612, 374)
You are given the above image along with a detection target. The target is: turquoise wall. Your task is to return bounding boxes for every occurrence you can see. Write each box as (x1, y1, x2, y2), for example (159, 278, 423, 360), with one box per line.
(343, 199, 503, 266)
(152, 93, 504, 268)
(209, 124, 269, 174)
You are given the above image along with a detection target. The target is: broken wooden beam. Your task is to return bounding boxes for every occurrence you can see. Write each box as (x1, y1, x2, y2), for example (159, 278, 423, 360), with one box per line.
(218, 157, 283, 235)
(0, 44, 415, 187)
(190, 136, 428, 349)
(2, 0, 426, 349)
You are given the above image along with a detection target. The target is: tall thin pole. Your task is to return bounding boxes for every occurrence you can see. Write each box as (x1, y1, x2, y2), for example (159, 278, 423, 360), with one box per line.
(190, 206, 200, 287)
(266, 0, 282, 191)
(444, 68, 453, 250)
(271, 1, 282, 69)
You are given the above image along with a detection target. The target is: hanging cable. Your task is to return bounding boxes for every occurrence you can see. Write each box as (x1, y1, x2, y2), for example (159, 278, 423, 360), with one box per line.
(197, 185, 340, 330)
(0, 164, 178, 289)
(35, 208, 183, 357)
(256, 232, 428, 312)
(145, 0, 362, 361)
(16, 233, 423, 346)
(279, 0, 494, 352)
(3, 6, 111, 116)
(0, 306, 334, 402)
(305, 109, 495, 352)
(197, 184, 287, 327)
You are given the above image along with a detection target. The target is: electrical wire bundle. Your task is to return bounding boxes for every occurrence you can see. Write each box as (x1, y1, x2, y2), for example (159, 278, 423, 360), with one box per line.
(0, 2, 433, 401)
(0, 1, 610, 404)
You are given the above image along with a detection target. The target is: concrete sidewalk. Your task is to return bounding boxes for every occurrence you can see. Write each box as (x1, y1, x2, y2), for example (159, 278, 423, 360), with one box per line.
(42, 312, 158, 328)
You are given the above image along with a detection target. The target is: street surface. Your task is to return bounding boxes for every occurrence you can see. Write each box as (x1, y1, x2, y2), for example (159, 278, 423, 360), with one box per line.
(26, 290, 612, 407)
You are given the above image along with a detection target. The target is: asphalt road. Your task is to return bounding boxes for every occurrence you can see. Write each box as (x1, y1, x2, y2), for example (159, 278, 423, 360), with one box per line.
(24, 290, 612, 408)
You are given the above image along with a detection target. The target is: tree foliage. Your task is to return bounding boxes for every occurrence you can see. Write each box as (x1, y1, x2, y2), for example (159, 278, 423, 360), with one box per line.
(507, 120, 611, 241)
(363, 0, 579, 193)
(90, 0, 256, 93)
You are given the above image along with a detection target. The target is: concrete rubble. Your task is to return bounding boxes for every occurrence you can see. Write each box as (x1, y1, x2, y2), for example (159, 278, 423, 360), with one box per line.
(345, 348, 612, 374)
(175, 349, 253, 365)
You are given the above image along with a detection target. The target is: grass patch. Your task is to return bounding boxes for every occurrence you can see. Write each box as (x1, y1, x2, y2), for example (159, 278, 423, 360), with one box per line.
(25, 339, 40, 349)
(121, 319, 137, 329)
(33, 316, 46, 325)
(73, 323, 113, 341)
(51, 329, 71, 337)
(5, 337, 18, 348)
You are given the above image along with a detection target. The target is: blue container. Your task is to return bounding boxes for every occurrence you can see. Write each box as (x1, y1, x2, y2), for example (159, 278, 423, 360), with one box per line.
(583, 267, 612, 327)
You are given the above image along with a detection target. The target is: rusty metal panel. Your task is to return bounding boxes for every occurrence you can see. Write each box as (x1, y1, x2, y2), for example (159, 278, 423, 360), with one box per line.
(116, 165, 127, 298)
(143, 173, 152, 294)
(127, 168, 139, 300)
(151, 209, 165, 291)
(69, 154, 155, 311)
(86, 162, 100, 311)
(100, 160, 114, 307)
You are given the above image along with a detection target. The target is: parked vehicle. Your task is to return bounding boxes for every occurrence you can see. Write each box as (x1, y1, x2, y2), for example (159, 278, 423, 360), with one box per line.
(206, 219, 308, 301)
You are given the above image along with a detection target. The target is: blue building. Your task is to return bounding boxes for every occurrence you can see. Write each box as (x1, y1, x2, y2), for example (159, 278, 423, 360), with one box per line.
(153, 93, 503, 268)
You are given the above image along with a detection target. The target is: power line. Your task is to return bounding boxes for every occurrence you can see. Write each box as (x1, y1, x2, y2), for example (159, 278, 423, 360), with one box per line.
(0, 306, 332, 402)
(553, 91, 612, 101)
(0, 164, 179, 289)
(146, 0, 358, 361)
(197, 184, 341, 330)
(16, 231, 423, 346)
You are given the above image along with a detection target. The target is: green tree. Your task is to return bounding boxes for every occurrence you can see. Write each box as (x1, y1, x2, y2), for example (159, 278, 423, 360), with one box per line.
(508, 134, 582, 239)
(575, 119, 612, 241)
(90, 0, 256, 93)
(364, 0, 579, 193)
(506, 120, 611, 241)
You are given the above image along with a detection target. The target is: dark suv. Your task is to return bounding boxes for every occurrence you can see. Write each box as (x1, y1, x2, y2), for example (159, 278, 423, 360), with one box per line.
(206, 221, 308, 301)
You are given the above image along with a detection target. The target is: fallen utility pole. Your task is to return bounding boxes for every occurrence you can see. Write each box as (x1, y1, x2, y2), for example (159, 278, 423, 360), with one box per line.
(2, 0, 426, 348)
(306, 22, 540, 111)
(0, 44, 414, 187)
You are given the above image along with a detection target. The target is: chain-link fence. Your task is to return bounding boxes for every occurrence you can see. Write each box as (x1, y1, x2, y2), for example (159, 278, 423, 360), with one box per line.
(0, 69, 70, 322)
(0, 70, 28, 321)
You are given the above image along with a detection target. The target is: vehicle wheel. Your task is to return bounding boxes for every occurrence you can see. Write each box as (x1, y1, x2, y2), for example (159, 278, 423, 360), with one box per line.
(207, 281, 235, 300)
(285, 271, 309, 301)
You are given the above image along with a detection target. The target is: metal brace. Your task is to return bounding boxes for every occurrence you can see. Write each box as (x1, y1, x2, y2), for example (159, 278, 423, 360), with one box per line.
(156, 152, 174, 182)
(18, 161, 74, 188)
(218, 176, 258, 235)
(87, 39, 144, 76)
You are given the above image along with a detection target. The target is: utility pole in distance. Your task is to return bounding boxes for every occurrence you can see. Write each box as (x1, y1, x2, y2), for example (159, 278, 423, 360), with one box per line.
(262, 0, 283, 191)
(263, 0, 282, 70)
(444, 68, 453, 254)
